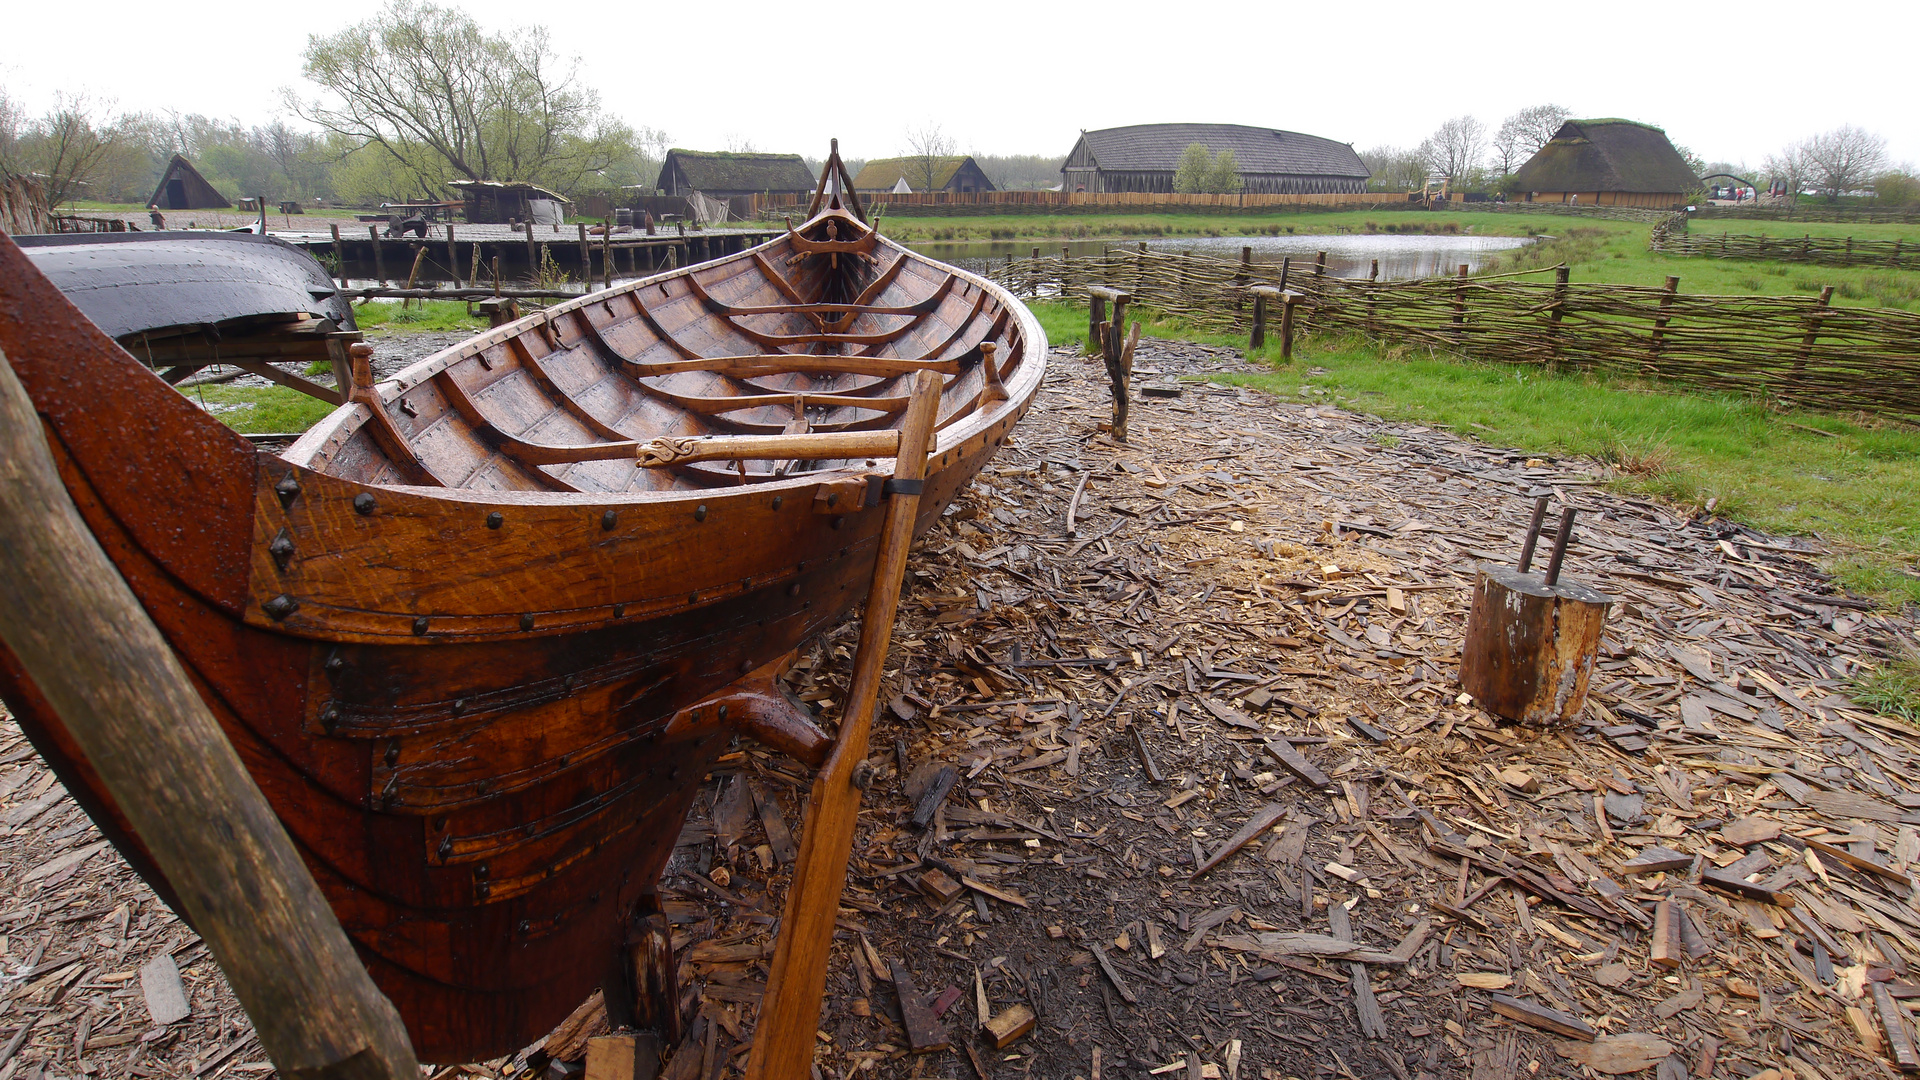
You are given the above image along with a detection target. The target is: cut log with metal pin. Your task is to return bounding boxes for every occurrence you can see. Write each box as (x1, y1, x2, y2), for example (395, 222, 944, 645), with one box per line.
(1516, 496, 1549, 573)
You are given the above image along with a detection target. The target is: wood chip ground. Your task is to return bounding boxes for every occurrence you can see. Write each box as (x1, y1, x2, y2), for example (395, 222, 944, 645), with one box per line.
(2, 339, 1917, 1080)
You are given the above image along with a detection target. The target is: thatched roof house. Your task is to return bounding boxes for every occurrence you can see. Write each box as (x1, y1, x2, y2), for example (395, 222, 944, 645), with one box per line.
(852, 156, 995, 195)
(1061, 124, 1369, 195)
(655, 150, 816, 198)
(1507, 119, 1701, 209)
(148, 155, 230, 210)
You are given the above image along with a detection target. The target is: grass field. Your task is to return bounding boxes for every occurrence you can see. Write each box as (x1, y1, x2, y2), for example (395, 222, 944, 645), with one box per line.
(177, 383, 337, 435)
(1029, 301, 1920, 608)
(352, 299, 487, 334)
(875, 209, 1566, 245)
(1485, 224, 1920, 310)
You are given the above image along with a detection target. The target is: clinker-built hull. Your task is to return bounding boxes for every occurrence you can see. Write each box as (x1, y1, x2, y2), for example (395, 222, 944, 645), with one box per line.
(0, 180, 1044, 1059)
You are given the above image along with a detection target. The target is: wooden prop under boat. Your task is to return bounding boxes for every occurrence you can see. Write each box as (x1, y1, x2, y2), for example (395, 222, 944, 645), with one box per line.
(0, 164, 1045, 1060)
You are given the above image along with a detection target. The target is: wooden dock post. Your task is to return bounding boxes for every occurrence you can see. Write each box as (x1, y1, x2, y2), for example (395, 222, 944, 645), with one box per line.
(368, 225, 387, 285)
(523, 223, 537, 281)
(1460, 507, 1613, 726)
(329, 224, 347, 287)
(0, 347, 420, 1080)
(446, 223, 461, 288)
(603, 224, 614, 289)
(577, 222, 590, 287)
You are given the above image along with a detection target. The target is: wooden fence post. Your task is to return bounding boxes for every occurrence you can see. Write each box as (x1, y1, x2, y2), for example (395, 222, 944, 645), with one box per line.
(329, 224, 347, 287)
(0, 347, 420, 1080)
(1648, 275, 1679, 369)
(1250, 286, 1277, 349)
(1236, 245, 1252, 312)
(1452, 263, 1469, 343)
(1547, 265, 1570, 368)
(1791, 284, 1834, 386)
(368, 225, 387, 285)
(1281, 292, 1298, 361)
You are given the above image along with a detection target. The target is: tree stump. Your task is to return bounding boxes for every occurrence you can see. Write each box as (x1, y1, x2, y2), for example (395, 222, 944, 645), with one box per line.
(1460, 564, 1612, 726)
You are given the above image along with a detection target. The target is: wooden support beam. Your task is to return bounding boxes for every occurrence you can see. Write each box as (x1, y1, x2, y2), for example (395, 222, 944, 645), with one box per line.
(0, 346, 419, 1079)
(744, 370, 944, 1080)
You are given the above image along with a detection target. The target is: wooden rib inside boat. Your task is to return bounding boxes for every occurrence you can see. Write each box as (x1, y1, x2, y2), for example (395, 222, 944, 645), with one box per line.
(0, 151, 1045, 1061)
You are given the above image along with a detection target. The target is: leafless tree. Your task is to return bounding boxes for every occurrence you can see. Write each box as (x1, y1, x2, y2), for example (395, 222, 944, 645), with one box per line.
(13, 94, 130, 206)
(1763, 140, 1812, 198)
(1419, 115, 1486, 185)
(1358, 145, 1425, 192)
(903, 121, 954, 193)
(1490, 104, 1570, 175)
(1802, 126, 1888, 200)
(0, 89, 24, 175)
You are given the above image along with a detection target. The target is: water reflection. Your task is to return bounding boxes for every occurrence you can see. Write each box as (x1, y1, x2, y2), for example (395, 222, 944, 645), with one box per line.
(908, 233, 1535, 281)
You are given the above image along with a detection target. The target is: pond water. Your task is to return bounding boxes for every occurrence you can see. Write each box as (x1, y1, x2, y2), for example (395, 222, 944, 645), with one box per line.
(908, 233, 1536, 281)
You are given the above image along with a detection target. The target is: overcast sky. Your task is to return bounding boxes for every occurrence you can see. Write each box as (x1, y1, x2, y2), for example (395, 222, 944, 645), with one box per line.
(4, 0, 1915, 171)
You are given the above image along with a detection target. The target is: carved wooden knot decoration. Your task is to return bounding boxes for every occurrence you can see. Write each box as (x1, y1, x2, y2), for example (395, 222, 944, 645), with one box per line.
(634, 436, 700, 467)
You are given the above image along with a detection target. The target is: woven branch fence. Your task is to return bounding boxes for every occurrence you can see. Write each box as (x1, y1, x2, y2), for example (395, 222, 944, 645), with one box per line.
(1650, 215, 1920, 270)
(1692, 206, 1920, 225)
(986, 247, 1920, 422)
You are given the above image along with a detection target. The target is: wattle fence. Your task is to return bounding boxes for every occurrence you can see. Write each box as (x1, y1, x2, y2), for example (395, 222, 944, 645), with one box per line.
(1650, 214, 1920, 270)
(983, 247, 1920, 422)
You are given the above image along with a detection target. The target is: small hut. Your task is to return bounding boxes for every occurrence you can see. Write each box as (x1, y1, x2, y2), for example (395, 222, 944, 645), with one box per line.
(445, 181, 572, 225)
(654, 150, 817, 199)
(148, 155, 231, 211)
(1506, 120, 1700, 209)
(852, 156, 995, 195)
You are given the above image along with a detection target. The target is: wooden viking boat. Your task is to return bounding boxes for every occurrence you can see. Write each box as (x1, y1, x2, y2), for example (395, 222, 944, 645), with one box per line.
(0, 156, 1045, 1060)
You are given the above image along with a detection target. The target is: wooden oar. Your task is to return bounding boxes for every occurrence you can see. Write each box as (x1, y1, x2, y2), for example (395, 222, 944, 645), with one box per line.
(745, 368, 943, 1080)
(0, 345, 419, 1080)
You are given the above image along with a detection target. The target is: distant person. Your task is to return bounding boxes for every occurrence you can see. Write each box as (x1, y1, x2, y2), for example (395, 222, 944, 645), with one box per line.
(148, 205, 166, 230)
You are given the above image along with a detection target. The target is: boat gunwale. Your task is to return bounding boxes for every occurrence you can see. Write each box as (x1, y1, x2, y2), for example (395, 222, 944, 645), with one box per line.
(280, 227, 1047, 503)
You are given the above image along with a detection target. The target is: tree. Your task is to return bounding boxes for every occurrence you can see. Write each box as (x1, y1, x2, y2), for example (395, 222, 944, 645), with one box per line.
(1763, 140, 1812, 199)
(1172, 143, 1213, 194)
(9, 94, 132, 206)
(1802, 125, 1887, 200)
(903, 121, 954, 193)
(1420, 116, 1486, 188)
(1205, 149, 1242, 194)
(1171, 143, 1239, 194)
(1358, 145, 1425, 192)
(290, 0, 632, 194)
(1875, 168, 1920, 207)
(1490, 104, 1570, 175)
(973, 153, 1067, 191)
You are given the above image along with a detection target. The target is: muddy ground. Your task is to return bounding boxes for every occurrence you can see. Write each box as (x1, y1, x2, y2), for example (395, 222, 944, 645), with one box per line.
(2, 339, 1918, 1080)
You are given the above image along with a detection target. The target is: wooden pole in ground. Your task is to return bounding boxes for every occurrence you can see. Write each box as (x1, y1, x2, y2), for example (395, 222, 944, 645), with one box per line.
(1648, 275, 1679, 369)
(329, 224, 347, 287)
(1250, 285, 1277, 349)
(523, 222, 537, 281)
(0, 347, 420, 1080)
(603, 224, 614, 289)
(446, 223, 461, 289)
(577, 222, 590, 289)
(1790, 284, 1834, 386)
(746, 371, 944, 1080)
(1280, 292, 1298, 361)
(1452, 264, 1469, 343)
(368, 225, 387, 285)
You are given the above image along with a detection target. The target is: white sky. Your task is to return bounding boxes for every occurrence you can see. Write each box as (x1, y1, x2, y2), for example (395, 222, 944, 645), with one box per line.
(4, 0, 1915, 171)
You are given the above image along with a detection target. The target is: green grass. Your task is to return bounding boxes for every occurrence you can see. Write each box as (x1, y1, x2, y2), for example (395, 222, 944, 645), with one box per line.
(176, 384, 337, 434)
(1481, 223, 1920, 311)
(877, 209, 1566, 245)
(1851, 647, 1920, 722)
(353, 300, 486, 334)
(1028, 300, 1920, 607)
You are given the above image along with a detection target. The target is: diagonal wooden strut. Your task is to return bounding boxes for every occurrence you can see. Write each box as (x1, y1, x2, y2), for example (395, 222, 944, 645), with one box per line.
(744, 369, 942, 1080)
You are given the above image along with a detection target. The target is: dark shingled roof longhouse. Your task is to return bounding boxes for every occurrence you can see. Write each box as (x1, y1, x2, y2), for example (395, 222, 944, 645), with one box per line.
(1062, 124, 1370, 195)
(655, 150, 818, 198)
(1507, 119, 1701, 209)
